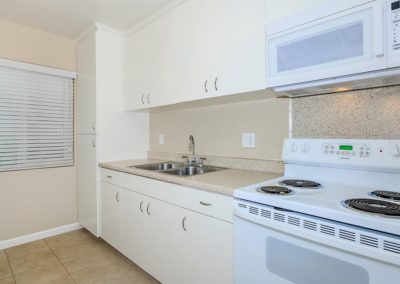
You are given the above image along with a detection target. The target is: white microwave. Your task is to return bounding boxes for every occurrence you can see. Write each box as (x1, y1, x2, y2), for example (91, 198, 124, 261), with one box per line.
(266, 0, 400, 96)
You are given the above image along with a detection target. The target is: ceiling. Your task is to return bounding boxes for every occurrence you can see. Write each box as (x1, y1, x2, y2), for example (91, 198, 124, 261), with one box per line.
(0, 0, 174, 38)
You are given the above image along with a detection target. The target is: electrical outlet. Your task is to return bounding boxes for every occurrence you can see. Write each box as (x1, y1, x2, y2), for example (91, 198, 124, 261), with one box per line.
(159, 134, 165, 145)
(242, 133, 256, 148)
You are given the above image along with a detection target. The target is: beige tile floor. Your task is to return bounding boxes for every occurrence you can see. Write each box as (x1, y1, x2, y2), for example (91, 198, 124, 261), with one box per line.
(0, 229, 160, 284)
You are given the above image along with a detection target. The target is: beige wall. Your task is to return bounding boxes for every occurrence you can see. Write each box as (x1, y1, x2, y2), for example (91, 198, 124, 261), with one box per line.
(150, 98, 289, 161)
(0, 18, 75, 71)
(0, 19, 77, 241)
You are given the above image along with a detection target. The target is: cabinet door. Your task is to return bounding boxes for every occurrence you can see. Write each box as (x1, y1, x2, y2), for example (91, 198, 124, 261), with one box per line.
(78, 134, 98, 236)
(176, 0, 267, 103)
(181, 210, 234, 284)
(121, 189, 148, 268)
(208, 0, 266, 97)
(76, 31, 97, 134)
(101, 181, 122, 251)
(125, 14, 178, 110)
(174, 0, 219, 102)
(124, 32, 151, 110)
(146, 198, 182, 284)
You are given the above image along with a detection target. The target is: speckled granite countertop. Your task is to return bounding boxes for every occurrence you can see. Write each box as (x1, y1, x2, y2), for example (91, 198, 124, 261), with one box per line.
(99, 159, 281, 196)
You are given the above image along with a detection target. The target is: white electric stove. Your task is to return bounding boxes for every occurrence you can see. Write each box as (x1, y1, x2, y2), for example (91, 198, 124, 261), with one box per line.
(234, 139, 400, 284)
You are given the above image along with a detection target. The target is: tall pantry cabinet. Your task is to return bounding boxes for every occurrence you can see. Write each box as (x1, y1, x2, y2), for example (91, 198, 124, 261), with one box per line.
(76, 25, 149, 236)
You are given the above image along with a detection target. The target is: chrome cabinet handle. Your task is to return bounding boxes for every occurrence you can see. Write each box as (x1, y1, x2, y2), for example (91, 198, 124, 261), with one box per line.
(106, 175, 112, 179)
(141, 94, 145, 104)
(91, 122, 96, 131)
(200, 201, 212, 206)
(214, 77, 218, 91)
(146, 203, 151, 215)
(140, 201, 144, 213)
(182, 216, 187, 231)
(147, 94, 150, 104)
(116, 192, 120, 203)
(91, 138, 96, 148)
(204, 80, 208, 93)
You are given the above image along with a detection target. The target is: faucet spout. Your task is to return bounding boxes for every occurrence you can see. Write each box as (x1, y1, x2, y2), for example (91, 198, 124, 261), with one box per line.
(188, 135, 196, 164)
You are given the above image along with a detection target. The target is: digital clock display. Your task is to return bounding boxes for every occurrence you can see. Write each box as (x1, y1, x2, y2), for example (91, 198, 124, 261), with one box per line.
(339, 145, 353, 151)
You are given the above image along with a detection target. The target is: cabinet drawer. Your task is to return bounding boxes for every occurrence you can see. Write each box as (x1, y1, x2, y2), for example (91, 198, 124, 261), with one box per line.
(100, 168, 121, 185)
(119, 171, 233, 223)
(119, 172, 181, 206)
(180, 188, 234, 223)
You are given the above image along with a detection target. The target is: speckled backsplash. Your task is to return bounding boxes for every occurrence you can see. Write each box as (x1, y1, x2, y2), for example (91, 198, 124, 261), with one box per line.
(291, 86, 400, 139)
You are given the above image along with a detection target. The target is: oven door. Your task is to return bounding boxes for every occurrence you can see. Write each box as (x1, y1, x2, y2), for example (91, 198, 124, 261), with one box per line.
(266, 0, 387, 88)
(234, 215, 400, 284)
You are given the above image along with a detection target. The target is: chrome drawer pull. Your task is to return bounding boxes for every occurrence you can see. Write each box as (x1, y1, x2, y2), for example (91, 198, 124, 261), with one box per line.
(147, 203, 151, 215)
(182, 216, 187, 231)
(200, 201, 212, 206)
(140, 201, 144, 213)
(107, 175, 112, 179)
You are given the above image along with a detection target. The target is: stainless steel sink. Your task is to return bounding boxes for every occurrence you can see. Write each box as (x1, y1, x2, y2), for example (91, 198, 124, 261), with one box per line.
(132, 162, 184, 171)
(131, 162, 226, 177)
(163, 165, 225, 177)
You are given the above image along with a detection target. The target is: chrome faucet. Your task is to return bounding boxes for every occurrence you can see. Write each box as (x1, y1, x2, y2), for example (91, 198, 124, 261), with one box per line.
(188, 135, 196, 164)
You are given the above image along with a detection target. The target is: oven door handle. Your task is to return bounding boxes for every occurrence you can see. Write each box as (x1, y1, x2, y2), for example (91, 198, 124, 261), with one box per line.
(273, 206, 294, 213)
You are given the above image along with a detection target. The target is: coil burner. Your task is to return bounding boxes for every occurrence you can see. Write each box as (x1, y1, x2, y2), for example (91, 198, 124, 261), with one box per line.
(343, 199, 400, 216)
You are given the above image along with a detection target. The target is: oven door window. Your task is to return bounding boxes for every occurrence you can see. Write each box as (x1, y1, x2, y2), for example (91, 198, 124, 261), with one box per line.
(234, 216, 400, 284)
(266, 237, 368, 284)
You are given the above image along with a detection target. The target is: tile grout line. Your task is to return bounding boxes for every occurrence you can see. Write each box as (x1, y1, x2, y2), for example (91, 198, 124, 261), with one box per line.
(4, 250, 16, 283)
(43, 238, 77, 284)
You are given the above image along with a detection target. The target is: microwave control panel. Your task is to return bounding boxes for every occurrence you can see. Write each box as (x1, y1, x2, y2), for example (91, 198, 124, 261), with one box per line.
(388, 0, 400, 68)
(390, 0, 400, 51)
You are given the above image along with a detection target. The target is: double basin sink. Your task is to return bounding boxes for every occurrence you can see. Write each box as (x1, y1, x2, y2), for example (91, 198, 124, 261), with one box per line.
(132, 162, 225, 177)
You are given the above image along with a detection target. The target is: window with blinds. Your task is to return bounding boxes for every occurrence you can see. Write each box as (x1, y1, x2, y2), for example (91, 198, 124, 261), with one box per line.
(0, 63, 74, 171)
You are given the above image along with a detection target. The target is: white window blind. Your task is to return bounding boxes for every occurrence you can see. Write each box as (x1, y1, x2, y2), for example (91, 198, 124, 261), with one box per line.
(0, 63, 74, 171)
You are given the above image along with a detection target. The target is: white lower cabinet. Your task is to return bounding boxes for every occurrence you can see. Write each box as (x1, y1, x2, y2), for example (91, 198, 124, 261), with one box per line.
(101, 169, 233, 284)
(121, 189, 181, 284)
(100, 181, 122, 251)
(120, 189, 147, 266)
(180, 208, 233, 284)
(145, 198, 182, 284)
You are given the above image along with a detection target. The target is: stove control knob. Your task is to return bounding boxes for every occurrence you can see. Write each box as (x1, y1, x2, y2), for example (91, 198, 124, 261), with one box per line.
(389, 144, 400, 157)
(301, 143, 310, 153)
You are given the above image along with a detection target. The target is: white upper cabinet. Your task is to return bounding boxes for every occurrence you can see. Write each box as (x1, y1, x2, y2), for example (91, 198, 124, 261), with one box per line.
(124, 0, 267, 110)
(209, 0, 267, 98)
(266, 0, 329, 24)
(124, 12, 178, 110)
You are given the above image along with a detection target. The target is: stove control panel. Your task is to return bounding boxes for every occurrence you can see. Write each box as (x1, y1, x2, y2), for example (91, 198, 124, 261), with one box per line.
(323, 143, 371, 158)
(284, 139, 400, 172)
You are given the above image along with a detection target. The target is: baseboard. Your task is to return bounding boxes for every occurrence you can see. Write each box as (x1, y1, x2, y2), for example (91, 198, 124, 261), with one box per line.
(0, 223, 83, 250)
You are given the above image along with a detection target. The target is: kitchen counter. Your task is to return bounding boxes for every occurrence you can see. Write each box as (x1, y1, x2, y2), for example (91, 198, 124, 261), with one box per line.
(99, 159, 280, 196)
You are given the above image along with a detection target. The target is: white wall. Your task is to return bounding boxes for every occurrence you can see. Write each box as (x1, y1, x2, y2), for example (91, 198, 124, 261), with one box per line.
(0, 19, 77, 241)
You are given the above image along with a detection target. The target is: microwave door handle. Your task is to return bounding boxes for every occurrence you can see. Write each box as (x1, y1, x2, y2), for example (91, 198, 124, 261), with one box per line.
(373, 0, 385, 58)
